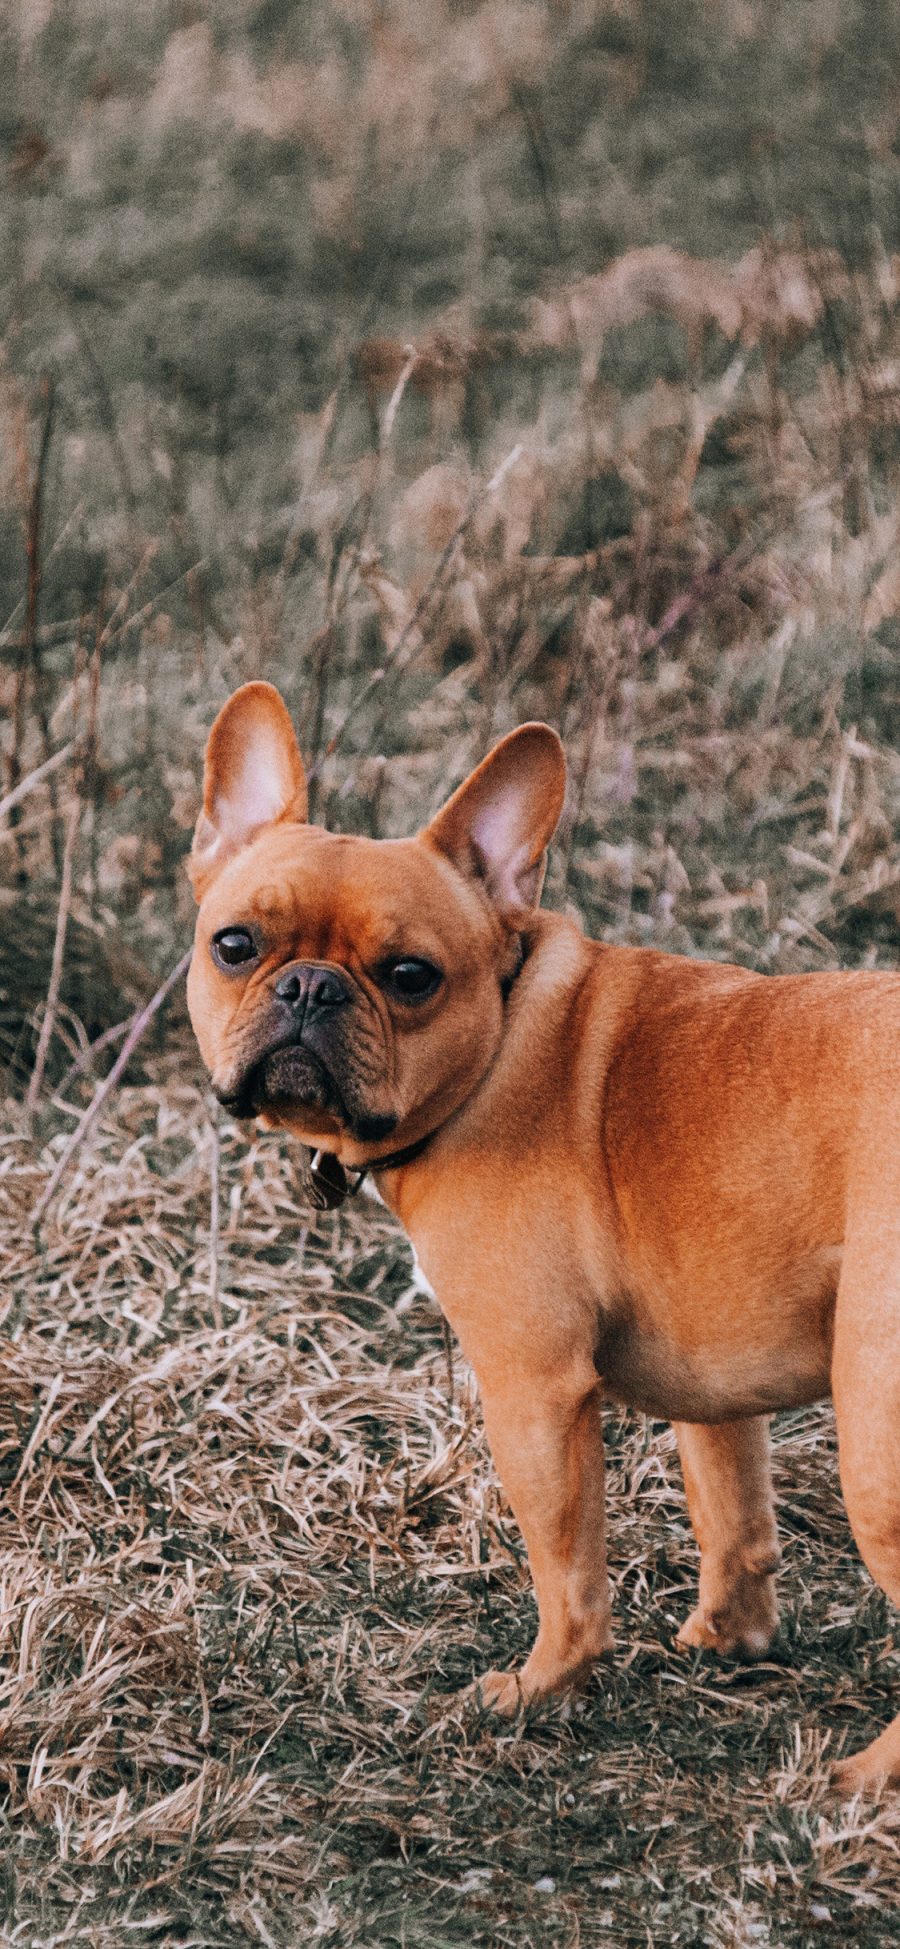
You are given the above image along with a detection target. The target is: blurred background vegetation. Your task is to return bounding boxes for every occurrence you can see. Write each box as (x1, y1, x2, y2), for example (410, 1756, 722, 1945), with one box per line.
(5, 1, 900, 1090)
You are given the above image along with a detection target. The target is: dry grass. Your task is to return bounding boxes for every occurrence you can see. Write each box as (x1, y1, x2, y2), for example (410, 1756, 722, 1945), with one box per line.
(4, 247, 900, 1926)
(4, 7, 900, 1940)
(0, 1081, 894, 1945)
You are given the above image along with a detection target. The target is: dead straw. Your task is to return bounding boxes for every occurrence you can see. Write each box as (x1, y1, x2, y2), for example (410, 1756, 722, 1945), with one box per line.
(1, 1080, 897, 1943)
(28, 949, 192, 1232)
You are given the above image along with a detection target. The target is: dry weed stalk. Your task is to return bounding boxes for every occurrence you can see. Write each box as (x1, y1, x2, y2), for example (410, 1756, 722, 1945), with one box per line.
(24, 793, 80, 1123)
(7, 378, 56, 877)
(28, 952, 192, 1233)
(308, 441, 523, 782)
(0, 740, 72, 826)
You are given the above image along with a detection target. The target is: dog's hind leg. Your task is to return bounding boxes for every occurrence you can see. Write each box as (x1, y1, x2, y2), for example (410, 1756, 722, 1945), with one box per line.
(831, 1216, 900, 1793)
(674, 1417, 780, 1659)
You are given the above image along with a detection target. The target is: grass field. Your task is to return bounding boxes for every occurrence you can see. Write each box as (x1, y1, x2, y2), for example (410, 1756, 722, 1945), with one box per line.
(3, 3, 900, 1943)
(3, 1091, 900, 1947)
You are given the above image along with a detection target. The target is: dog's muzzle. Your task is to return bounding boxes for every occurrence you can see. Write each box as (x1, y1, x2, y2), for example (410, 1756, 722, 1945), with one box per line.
(214, 962, 355, 1121)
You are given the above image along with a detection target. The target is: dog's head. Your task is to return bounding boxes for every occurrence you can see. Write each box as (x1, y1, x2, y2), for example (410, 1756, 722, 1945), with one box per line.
(186, 683, 566, 1163)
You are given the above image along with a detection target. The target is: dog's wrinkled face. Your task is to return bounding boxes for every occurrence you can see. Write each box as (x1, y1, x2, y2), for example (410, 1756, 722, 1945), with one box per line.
(188, 823, 508, 1153)
(187, 684, 566, 1164)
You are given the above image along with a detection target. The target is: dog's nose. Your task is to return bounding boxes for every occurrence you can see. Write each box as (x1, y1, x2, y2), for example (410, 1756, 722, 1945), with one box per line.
(274, 963, 351, 1013)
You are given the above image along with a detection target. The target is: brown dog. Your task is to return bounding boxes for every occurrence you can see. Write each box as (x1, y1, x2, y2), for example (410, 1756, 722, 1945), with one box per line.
(187, 681, 900, 1793)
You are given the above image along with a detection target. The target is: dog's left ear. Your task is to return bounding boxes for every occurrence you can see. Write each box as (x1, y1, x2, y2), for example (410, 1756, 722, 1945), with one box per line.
(190, 682, 308, 898)
(425, 723, 566, 916)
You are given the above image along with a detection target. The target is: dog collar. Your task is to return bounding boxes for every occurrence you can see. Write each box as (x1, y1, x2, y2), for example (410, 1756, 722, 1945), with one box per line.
(306, 1131, 436, 1210)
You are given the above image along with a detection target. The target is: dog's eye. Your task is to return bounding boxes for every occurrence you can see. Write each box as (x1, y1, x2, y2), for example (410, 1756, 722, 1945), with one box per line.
(212, 927, 257, 970)
(384, 958, 443, 1002)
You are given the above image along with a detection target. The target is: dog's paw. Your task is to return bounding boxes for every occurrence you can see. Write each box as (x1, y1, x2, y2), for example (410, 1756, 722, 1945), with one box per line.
(831, 1735, 900, 1797)
(830, 1750, 895, 1799)
(676, 1591, 777, 1660)
(831, 1753, 869, 1797)
(474, 1667, 527, 1716)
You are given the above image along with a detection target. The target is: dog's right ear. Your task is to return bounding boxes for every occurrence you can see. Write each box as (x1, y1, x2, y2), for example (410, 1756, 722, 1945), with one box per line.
(189, 682, 308, 898)
(425, 722, 566, 918)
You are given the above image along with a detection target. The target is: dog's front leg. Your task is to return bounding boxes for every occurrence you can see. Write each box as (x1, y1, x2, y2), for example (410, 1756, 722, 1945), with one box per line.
(674, 1417, 780, 1658)
(474, 1366, 613, 1713)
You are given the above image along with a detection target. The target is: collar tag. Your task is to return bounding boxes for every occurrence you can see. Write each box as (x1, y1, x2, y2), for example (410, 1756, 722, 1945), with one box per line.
(306, 1126, 437, 1209)
(307, 1149, 352, 1209)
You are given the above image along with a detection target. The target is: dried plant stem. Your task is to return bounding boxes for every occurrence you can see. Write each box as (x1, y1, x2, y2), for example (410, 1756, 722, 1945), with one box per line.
(0, 497, 86, 648)
(8, 378, 56, 876)
(56, 1014, 131, 1093)
(380, 345, 417, 448)
(209, 1102, 222, 1329)
(84, 582, 105, 915)
(1, 616, 90, 652)
(0, 741, 73, 824)
(24, 380, 56, 690)
(29, 950, 192, 1233)
(304, 624, 334, 825)
(560, 698, 608, 904)
(308, 443, 523, 781)
(25, 795, 80, 1123)
(71, 313, 138, 527)
(442, 1316, 455, 1412)
(640, 533, 759, 654)
(96, 540, 159, 650)
(101, 556, 208, 651)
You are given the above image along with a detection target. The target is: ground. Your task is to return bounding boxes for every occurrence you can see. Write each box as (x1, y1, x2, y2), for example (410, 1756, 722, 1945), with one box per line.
(0, 1087, 897, 1946)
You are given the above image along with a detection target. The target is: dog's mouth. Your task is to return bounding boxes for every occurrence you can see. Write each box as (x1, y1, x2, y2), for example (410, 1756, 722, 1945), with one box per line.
(215, 1039, 398, 1147)
(216, 1040, 337, 1123)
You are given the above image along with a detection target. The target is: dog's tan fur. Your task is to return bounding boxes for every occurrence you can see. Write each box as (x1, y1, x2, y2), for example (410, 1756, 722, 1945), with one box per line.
(187, 682, 900, 1793)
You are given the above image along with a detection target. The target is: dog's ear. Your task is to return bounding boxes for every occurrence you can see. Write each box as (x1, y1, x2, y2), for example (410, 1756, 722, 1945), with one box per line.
(190, 682, 308, 897)
(425, 723, 566, 916)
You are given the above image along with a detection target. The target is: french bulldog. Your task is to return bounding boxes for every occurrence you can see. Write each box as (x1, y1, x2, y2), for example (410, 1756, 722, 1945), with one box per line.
(187, 681, 900, 1793)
